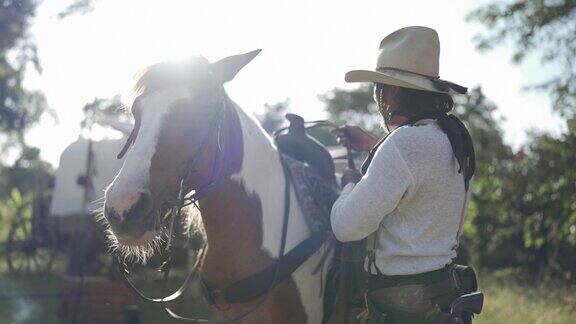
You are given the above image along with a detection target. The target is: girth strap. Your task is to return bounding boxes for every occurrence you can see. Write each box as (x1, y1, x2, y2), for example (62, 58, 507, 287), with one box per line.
(203, 231, 328, 304)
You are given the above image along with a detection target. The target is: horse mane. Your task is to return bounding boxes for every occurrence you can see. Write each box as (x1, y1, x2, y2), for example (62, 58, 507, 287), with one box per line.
(128, 56, 212, 112)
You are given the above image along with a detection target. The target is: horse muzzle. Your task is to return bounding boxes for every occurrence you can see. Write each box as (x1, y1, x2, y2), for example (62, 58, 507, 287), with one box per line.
(115, 230, 156, 247)
(104, 189, 157, 243)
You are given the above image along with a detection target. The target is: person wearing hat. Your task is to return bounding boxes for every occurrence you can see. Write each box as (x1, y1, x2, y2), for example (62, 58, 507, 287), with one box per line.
(330, 26, 480, 323)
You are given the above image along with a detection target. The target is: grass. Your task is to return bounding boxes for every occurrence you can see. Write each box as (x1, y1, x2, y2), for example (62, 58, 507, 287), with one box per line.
(0, 270, 210, 324)
(475, 269, 576, 324)
(0, 273, 63, 324)
(1, 263, 575, 323)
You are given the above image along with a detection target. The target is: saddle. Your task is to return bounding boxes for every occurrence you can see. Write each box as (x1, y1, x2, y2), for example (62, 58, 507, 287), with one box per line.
(276, 113, 340, 233)
(276, 114, 349, 323)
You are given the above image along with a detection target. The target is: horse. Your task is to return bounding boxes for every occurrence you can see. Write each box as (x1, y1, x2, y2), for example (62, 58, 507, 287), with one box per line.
(100, 50, 336, 323)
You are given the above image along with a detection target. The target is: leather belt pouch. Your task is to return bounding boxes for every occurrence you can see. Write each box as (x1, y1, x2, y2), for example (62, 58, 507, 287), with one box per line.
(450, 265, 478, 293)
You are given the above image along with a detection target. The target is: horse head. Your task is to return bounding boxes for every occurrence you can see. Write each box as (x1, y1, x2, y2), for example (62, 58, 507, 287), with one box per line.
(101, 50, 260, 262)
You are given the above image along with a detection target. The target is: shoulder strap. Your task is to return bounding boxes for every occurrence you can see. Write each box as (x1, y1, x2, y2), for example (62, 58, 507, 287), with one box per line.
(360, 119, 419, 175)
(361, 136, 386, 175)
(365, 232, 382, 275)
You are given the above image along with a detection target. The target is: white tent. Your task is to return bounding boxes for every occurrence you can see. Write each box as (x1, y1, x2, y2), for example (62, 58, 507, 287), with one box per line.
(50, 136, 125, 217)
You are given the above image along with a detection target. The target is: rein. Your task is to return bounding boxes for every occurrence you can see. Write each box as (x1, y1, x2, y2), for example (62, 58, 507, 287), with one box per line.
(115, 92, 297, 323)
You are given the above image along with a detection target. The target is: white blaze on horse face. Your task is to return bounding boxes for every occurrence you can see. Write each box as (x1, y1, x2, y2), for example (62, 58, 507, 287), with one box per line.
(105, 87, 191, 216)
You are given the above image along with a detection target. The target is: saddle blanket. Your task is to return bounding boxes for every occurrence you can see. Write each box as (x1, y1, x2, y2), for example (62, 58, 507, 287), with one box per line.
(282, 155, 340, 233)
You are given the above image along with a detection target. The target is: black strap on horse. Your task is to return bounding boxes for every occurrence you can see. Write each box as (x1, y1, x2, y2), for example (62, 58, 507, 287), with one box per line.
(120, 149, 293, 323)
(204, 230, 328, 304)
(115, 93, 332, 323)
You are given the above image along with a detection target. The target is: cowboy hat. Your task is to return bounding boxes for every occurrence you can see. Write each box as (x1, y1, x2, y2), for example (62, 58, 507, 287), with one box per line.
(345, 26, 467, 94)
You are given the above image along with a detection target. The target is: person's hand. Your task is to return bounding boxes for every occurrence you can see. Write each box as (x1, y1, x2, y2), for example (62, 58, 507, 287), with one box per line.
(341, 168, 363, 187)
(332, 125, 377, 152)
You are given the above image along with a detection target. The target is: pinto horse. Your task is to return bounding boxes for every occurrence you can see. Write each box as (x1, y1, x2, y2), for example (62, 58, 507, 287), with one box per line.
(101, 50, 337, 323)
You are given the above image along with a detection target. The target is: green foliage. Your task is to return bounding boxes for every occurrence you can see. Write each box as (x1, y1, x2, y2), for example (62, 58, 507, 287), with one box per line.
(257, 99, 290, 134)
(466, 0, 576, 281)
(0, 146, 53, 241)
(0, 146, 53, 198)
(0, 0, 94, 154)
(453, 89, 526, 269)
(445, 87, 576, 280)
(2, 188, 33, 221)
(319, 84, 386, 137)
(510, 130, 576, 280)
(57, 0, 95, 19)
(80, 95, 125, 128)
(468, 0, 576, 116)
(0, 0, 49, 152)
(0, 188, 32, 241)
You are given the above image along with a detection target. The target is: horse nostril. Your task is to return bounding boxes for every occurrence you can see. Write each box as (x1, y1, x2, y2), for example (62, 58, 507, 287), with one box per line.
(135, 190, 153, 214)
(105, 206, 122, 223)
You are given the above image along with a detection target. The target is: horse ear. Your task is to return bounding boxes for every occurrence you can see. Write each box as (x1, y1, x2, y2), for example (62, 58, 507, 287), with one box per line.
(211, 49, 261, 84)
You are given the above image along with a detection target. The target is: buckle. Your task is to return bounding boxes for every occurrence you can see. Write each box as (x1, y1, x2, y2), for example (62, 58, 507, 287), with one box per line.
(200, 280, 232, 311)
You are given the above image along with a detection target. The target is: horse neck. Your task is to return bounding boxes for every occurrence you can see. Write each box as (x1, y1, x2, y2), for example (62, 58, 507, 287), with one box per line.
(198, 100, 287, 282)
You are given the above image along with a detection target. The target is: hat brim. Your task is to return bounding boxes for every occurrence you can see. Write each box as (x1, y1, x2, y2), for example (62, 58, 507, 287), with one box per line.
(345, 69, 450, 94)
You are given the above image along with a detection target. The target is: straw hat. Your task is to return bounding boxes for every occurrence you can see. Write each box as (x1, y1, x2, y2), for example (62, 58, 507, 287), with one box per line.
(345, 26, 467, 94)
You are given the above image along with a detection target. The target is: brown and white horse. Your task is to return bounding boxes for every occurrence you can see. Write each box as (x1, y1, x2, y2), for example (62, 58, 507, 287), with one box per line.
(101, 50, 332, 323)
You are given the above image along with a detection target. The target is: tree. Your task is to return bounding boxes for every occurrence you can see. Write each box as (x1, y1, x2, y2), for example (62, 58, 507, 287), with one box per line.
(79, 95, 127, 129)
(0, 146, 54, 230)
(468, 0, 576, 117)
(318, 84, 386, 138)
(257, 99, 290, 134)
(0, 0, 97, 156)
(468, 0, 576, 282)
(452, 88, 521, 270)
(0, 0, 49, 153)
(57, 0, 95, 19)
(510, 129, 576, 281)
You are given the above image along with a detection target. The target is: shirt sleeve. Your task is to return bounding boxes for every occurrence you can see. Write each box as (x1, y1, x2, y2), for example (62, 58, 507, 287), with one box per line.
(330, 137, 415, 242)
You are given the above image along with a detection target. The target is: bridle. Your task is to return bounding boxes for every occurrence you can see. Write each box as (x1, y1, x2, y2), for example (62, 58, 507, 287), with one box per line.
(113, 84, 295, 323)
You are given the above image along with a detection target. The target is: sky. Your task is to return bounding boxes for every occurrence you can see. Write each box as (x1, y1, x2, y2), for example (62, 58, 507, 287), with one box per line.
(24, 0, 565, 167)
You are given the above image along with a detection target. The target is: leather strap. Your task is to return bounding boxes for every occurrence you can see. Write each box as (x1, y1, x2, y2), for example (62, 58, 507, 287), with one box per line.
(117, 106, 333, 322)
(202, 230, 328, 304)
(368, 279, 454, 314)
(160, 148, 295, 324)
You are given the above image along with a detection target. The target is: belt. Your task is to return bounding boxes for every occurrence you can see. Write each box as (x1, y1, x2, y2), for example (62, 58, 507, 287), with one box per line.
(366, 265, 456, 314)
(368, 264, 453, 288)
(368, 278, 454, 313)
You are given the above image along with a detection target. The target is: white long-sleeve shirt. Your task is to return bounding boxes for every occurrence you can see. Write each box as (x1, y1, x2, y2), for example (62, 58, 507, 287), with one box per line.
(330, 119, 469, 275)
